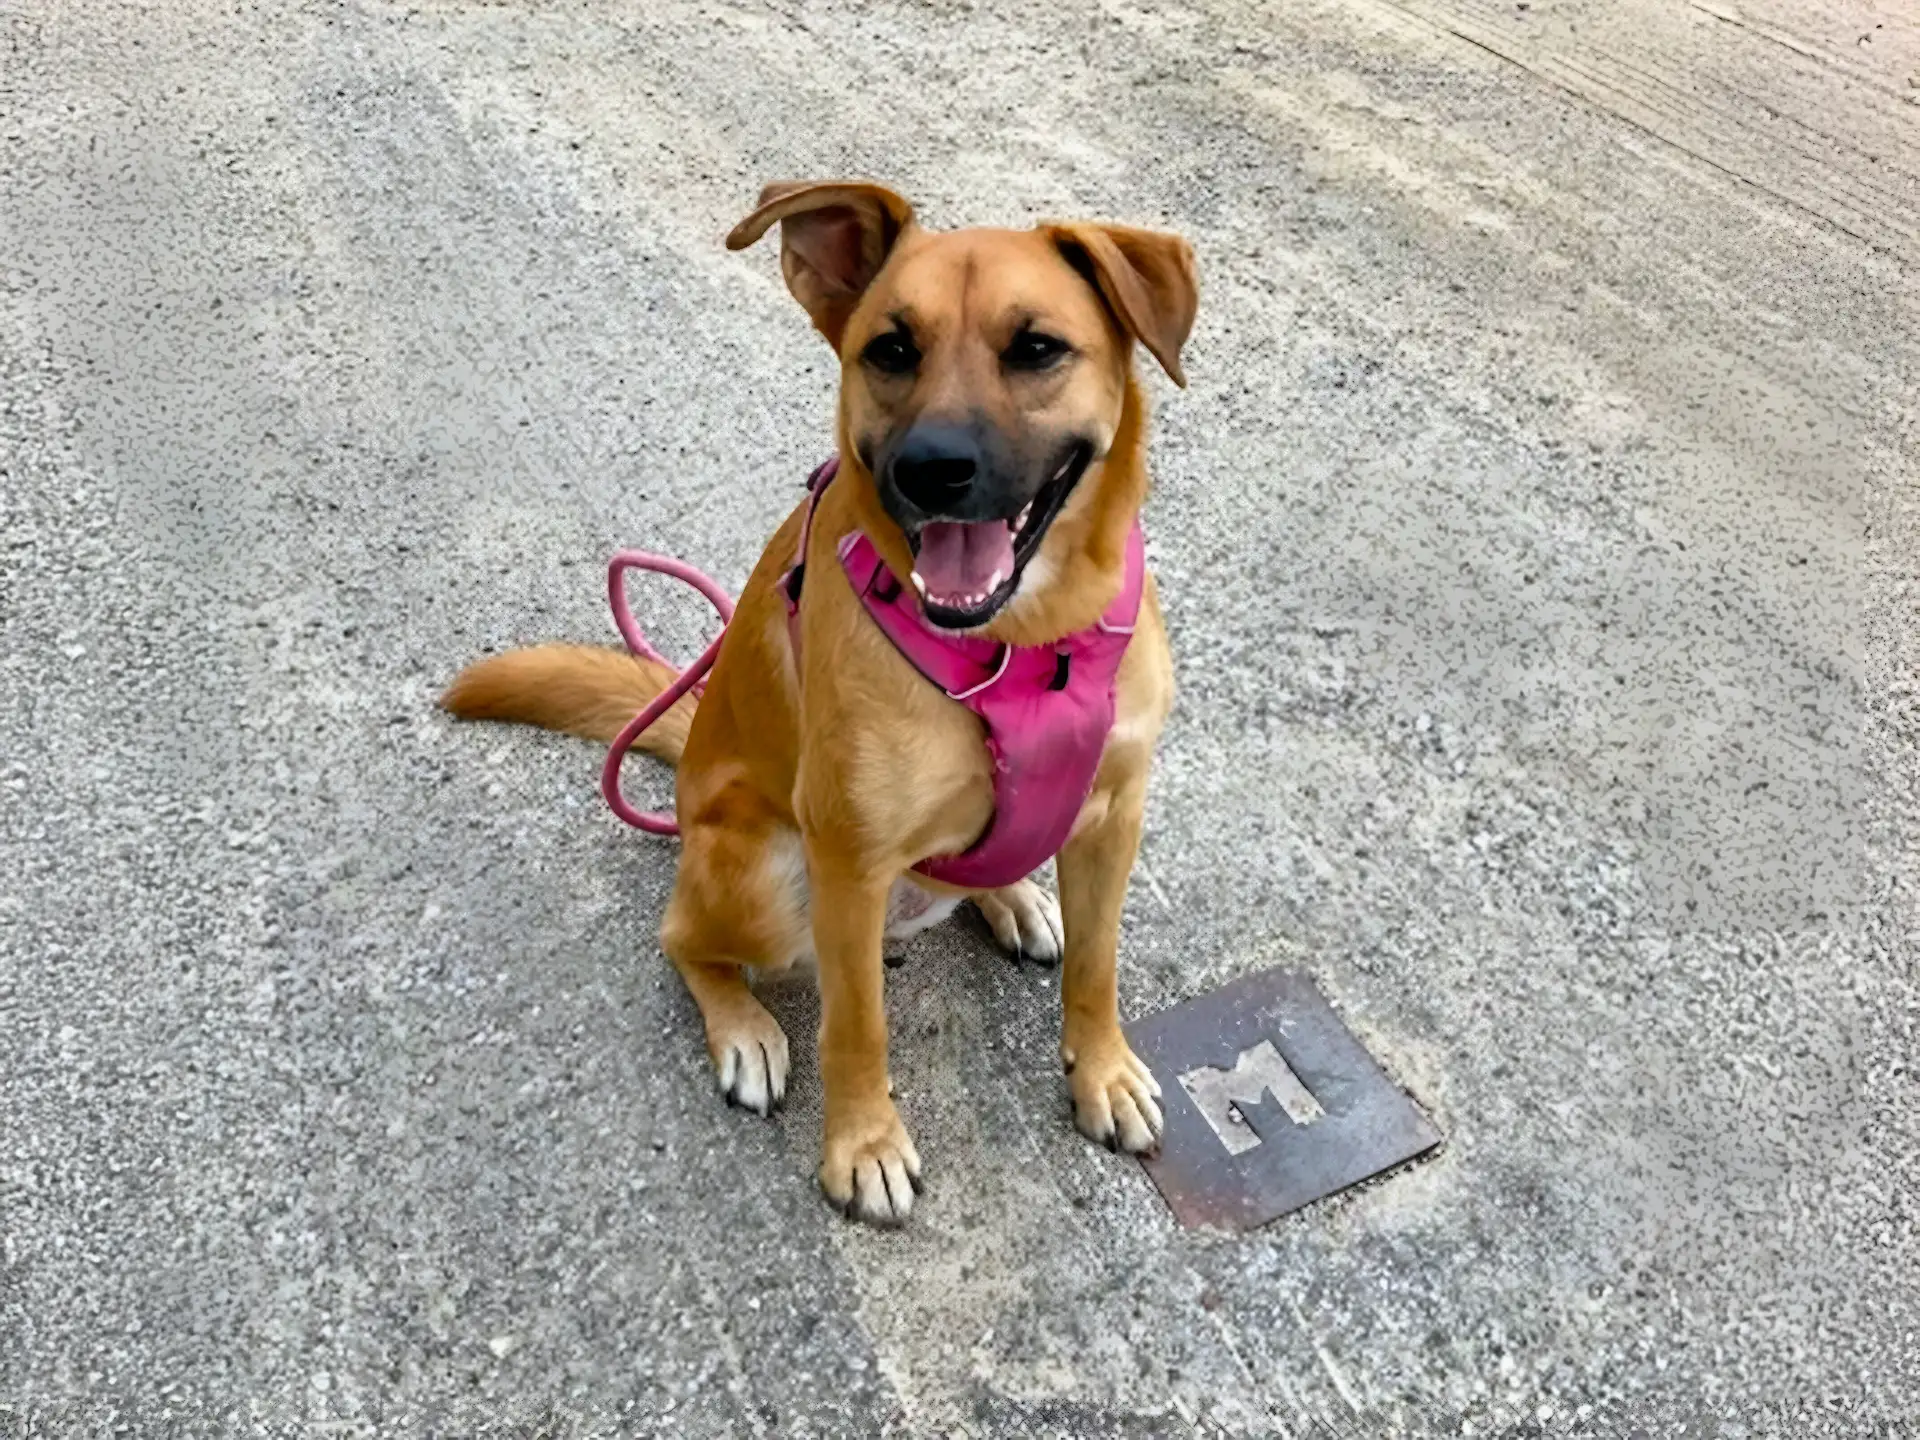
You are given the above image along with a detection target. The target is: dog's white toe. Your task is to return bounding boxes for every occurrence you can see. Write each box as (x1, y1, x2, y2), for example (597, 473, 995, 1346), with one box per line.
(820, 1107, 922, 1227)
(712, 1009, 790, 1117)
(1066, 1036, 1165, 1154)
(976, 880, 1064, 964)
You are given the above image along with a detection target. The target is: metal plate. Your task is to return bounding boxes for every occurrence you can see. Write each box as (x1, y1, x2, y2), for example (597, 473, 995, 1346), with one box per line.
(1125, 967, 1441, 1230)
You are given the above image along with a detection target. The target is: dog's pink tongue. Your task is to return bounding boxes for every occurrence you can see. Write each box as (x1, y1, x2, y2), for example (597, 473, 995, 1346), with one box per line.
(914, 520, 1015, 604)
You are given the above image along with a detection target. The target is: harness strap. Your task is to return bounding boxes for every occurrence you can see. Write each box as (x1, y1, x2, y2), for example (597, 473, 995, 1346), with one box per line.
(781, 456, 838, 663)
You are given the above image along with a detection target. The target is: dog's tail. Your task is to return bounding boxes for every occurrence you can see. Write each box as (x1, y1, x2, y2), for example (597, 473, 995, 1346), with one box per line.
(439, 645, 692, 764)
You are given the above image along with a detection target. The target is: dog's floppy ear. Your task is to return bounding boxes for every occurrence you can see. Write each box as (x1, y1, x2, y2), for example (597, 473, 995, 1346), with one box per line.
(1046, 223, 1199, 387)
(725, 181, 917, 347)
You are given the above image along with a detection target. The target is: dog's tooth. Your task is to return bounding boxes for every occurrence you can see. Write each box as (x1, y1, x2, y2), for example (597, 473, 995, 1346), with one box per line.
(986, 568, 1005, 592)
(1015, 502, 1033, 531)
(909, 570, 927, 599)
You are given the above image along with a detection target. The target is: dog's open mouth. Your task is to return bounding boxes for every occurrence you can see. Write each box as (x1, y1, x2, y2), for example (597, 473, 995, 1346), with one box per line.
(907, 442, 1092, 630)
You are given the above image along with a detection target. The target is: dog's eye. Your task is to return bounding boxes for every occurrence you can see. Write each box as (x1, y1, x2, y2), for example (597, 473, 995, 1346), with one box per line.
(1003, 329, 1071, 372)
(861, 330, 920, 376)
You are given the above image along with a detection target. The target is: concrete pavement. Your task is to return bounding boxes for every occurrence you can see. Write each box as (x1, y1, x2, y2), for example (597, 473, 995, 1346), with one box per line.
(2, 0, 1915, 1433)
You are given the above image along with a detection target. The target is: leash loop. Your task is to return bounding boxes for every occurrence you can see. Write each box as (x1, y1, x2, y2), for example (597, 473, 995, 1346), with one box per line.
(601, 552, 736, 835)
(602, 457, 836, 836)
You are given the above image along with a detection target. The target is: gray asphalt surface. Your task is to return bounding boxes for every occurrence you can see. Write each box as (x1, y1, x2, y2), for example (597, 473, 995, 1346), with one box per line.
(3, 0, 1915, 1435)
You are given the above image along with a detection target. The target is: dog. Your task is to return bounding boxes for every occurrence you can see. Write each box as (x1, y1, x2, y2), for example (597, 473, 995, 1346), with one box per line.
(443, 180, 1197, 1225)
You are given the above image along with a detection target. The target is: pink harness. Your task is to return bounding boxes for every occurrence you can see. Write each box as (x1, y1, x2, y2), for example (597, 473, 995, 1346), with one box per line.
(604, 457, 1143, 891)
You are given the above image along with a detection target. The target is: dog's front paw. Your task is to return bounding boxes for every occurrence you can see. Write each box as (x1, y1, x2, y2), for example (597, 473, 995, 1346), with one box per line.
(819, 1103, 922, 1226)
(1063, 1032, 1164, 1154)
(708, 1004, 790, 1117)
(974, 880, 1064, 965)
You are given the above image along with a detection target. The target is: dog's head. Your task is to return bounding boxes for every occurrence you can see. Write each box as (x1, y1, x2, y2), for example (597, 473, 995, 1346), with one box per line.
(727, 181, 1197, 632)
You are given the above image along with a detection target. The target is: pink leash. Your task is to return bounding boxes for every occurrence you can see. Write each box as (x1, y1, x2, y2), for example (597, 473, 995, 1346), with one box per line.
(600, 552, 735, 835)
(601, 458, 834, 835)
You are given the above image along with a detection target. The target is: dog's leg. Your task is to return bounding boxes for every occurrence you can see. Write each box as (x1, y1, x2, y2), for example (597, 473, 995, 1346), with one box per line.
(1055, 783, 1164, 1153)
(972, 879, 1064, 965)
(659, 814, 805, 1117)
(811, 855, 921, 1225)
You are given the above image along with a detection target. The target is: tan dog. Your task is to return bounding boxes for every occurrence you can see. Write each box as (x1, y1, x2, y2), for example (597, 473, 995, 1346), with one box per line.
(444, 181, 1197, 1225)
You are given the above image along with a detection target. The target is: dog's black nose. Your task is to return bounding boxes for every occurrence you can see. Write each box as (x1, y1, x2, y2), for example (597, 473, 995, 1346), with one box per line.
(887, 424, 980, 514)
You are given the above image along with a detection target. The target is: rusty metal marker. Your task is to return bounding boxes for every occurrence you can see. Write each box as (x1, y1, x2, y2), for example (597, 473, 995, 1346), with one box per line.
(1124, 967, 1440, 1230)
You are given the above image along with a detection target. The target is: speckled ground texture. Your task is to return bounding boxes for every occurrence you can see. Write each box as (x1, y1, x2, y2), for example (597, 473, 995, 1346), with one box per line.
(2, 0, 1915, 1435)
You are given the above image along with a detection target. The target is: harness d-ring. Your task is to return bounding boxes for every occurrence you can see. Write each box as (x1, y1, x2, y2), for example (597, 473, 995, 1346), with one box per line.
(600, 552, 736, 835)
